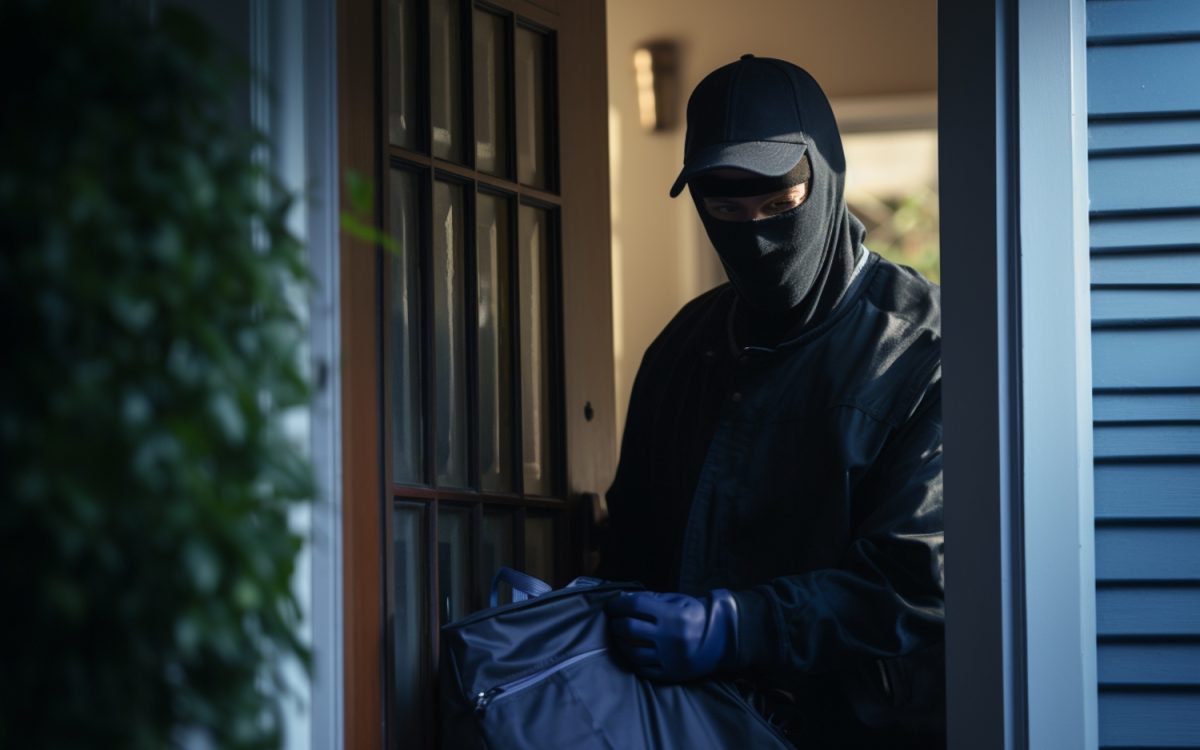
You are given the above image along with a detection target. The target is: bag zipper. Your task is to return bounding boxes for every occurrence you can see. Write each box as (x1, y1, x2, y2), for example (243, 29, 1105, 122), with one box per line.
(446, 582, 640, 632)
(473, 647, 608, 715)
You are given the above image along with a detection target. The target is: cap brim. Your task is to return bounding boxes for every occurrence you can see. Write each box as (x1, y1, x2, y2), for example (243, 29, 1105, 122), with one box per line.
(668, 140, 808, 198)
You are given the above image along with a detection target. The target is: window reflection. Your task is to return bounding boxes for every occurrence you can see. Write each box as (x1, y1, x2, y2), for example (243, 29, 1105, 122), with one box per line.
(474, 10, 509, 175)
(393, 505, 426, 744)
(515, 27, 548, 188)
(477, 192, 514, 493)
(434, 181, 468, 488)
(389, 169, 423, 485)
(518, 205, 554, 495)
(438, 506, 471, 624)
(482, 510, 515, 607)
(388, 0, 419, 149)
(431, 0, 464, 161)
(525, 514, 555, 585)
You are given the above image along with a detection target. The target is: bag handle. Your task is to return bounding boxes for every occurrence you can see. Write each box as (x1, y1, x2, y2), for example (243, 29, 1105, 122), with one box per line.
(490, 567, 553, 608)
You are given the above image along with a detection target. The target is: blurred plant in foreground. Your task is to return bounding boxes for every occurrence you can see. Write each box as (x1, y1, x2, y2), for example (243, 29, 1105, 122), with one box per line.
(0, 1, 312, 747)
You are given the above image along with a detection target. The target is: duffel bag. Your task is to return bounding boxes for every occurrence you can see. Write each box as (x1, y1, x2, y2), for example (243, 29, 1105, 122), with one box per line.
(438, 568, 792, 749)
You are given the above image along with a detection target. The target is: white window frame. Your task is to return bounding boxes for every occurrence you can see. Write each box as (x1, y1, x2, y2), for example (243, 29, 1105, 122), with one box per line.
(256, 1, 345, 747)
(291, 0, 346, 746)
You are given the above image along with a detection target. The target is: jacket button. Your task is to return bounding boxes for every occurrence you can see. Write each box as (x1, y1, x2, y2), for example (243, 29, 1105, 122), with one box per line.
(731, 392, 742, 403)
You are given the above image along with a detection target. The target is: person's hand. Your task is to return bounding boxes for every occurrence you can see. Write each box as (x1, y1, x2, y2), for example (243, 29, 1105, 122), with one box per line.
(605, 589, 739, 682)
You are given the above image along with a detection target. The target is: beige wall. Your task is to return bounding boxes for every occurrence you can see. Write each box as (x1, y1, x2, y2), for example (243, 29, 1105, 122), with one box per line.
(606, 0, 937, 440)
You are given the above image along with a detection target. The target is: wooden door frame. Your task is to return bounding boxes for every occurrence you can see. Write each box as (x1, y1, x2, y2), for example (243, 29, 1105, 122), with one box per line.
(336, 1, 614, 747)
(337, 3, 383, 749)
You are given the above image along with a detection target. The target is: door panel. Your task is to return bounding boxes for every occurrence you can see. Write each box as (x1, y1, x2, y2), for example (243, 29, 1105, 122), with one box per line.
(338, 2, 613, 747)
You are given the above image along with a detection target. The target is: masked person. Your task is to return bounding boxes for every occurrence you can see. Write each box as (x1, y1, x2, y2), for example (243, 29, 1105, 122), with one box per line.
(598, 55, 945, 748)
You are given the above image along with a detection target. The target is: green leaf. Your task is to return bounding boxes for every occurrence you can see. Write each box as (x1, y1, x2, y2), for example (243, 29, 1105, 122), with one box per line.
(344, 168, 374, 215)
(339, 211, 401, 255)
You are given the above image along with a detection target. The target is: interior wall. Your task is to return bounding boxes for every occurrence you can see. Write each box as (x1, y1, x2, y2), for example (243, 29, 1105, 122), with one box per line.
(606, 0, 937, 440)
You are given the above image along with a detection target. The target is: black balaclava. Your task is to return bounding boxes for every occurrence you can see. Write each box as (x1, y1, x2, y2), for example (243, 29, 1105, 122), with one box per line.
(685, 65, 865, 343)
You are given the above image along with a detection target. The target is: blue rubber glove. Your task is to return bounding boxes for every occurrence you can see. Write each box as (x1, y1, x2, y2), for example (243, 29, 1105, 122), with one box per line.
(605, 589, 740, 682)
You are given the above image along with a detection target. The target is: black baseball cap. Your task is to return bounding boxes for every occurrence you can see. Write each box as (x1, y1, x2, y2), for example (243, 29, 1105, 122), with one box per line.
(669, 54, 817, 198)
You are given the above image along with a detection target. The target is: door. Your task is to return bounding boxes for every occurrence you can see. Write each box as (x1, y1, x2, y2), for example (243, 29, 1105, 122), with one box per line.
(338, 1, 614, 748)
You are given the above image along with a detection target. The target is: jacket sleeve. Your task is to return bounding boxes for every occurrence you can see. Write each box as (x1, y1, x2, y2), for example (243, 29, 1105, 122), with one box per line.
(732, 374, 944, 678)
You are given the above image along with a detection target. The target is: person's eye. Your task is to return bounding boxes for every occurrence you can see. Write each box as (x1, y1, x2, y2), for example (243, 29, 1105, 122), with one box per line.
(711, 204, 740, 214)
(766, 198, 798, 211)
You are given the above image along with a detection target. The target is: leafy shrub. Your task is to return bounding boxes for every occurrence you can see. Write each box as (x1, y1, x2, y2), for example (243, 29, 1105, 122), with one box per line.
(0, 2, 312, 747)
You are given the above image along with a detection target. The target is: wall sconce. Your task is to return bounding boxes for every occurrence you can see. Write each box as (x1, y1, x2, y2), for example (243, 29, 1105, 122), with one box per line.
(633, 41, 679, 132)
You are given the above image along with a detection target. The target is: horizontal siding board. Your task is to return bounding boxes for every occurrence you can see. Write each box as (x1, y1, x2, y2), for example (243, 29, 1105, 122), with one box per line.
(1088, 41, 1200, 117)
(1089, 118, 1200, 153)
(1091, 289, 1200, 323)
(1094, 424, 1200, 459)
(1095, 464, 1200, 519)
(1093, 328, 1200, 388)
(1091, 215, 1200, 252)
(1095, 526, 1200, 581)
(1088, 12, 1200, 744)
(1093, 392, 1200, 422)
(1096, 586, 1200, 636)
(1098, 643, 1200, 686)
(1088, 0, 1200, 44)
(1094, 424, 1200, 460)
(1092, 252, 1200, 285)
(1098, 691, 1200, 747)
(1089, 152, 1200, 213)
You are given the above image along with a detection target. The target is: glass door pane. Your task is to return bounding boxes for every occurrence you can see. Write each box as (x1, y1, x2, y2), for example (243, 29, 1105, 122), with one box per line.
(473, 9, 509, 176)
(388, 0, 419, 149)
(389, 169, 424, 485)
(481, 510, 515, 608)
(477, 192, 514, 493)
(515, 26, 549, 188)
(433, 181, 469, 488)
(393, 504, 427, 745)
(430, 0, 465, 162)
(518, 204, 555, 495)
(438, 505, 472, 625)
(525, 513, 555, 585)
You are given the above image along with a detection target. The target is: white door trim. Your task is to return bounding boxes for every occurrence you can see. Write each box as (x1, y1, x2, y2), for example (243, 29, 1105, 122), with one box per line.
(942, 1, 1098, 747)
(1016, 0, 1098, 747)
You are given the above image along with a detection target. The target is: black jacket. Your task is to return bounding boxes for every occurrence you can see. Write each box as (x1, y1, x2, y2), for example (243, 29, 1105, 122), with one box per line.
(600, 252, 945, 747)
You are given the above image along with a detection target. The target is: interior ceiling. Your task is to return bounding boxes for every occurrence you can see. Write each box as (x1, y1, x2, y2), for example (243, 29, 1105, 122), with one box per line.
(607, 0, 937, 101)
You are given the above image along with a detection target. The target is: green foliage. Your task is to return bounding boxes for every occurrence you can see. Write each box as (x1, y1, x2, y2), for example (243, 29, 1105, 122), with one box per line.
(340, 169, 400, 255)
(0, 2, 312, 747)
(851, 187, 941, 285)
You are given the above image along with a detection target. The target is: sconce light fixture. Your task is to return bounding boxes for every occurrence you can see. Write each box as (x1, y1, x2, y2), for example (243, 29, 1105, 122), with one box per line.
(633, 41, 679, 132)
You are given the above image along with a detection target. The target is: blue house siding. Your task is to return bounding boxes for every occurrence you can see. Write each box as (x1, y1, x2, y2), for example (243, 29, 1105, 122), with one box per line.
(1088, 0, 1200, 746)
